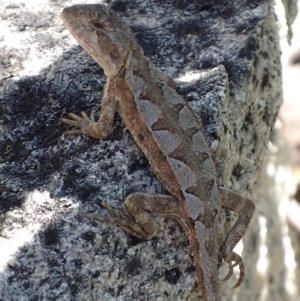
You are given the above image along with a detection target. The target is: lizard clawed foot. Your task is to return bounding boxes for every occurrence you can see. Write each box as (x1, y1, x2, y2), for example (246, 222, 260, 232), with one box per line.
(81, 202, 153, 240)
(60, 111, 96, 136)
(221, 252, 244, 289)
(60, 111, 110, 139)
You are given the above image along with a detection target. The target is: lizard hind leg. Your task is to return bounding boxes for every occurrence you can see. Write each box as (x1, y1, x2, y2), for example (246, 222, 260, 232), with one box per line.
(81, 202, 153, 240)
(221, 251, 244, 289)
(81, 192, 184, 241)
(218, 187, 255, 288)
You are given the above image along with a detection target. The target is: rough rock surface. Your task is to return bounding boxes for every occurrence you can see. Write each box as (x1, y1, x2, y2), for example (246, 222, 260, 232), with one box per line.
(0, 0, 292, 300)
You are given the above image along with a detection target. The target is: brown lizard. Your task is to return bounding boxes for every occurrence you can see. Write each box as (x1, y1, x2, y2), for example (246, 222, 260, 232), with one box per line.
(60, 4, 255, 301)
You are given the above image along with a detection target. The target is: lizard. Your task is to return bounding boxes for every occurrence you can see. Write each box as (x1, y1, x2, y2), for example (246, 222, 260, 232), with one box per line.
(59, 4, 255, 301)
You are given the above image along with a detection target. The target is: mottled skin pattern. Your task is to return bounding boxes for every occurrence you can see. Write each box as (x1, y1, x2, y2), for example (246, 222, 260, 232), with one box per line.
(60, 5, 255, 301)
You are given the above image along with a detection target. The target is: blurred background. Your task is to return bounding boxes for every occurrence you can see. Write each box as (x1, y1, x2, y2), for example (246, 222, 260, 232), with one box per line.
(279, 0, 300, 239)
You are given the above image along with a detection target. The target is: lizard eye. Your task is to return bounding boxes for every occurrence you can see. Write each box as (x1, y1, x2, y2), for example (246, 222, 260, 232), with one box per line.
(91, 20, 114, 31)
(91, 21, 104, 29)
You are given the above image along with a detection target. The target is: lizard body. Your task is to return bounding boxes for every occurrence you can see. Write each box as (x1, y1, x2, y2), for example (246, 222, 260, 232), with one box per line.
(60, 5, 255, 301)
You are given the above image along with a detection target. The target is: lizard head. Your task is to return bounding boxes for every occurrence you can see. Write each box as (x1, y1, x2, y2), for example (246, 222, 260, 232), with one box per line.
(62, 4, 134, 77)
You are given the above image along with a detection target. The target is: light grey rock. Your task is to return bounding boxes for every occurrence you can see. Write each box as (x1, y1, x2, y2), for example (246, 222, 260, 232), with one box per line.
(0, 0, 291, 300)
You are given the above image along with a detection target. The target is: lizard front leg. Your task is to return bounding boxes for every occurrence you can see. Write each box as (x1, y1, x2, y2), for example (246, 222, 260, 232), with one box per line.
(60, 78, 117, 139)
(219, 187, 255, 288)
